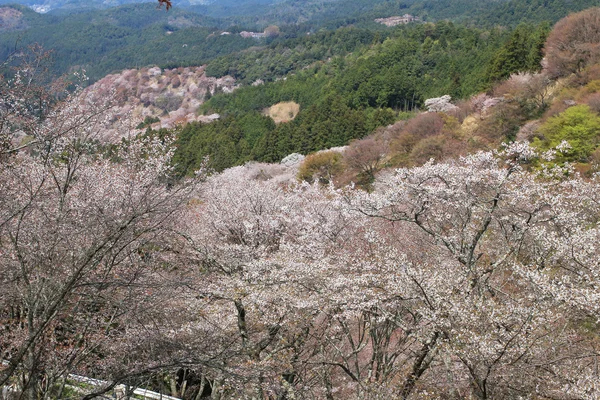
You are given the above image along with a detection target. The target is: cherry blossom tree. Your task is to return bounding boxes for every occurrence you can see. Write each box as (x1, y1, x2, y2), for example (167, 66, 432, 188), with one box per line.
(513, 163, 600, 398)
(0, 51, 197, 399)
(162, 165, 350, 398)
(149, 143, 600, 399)
(347, 143, 599, 398)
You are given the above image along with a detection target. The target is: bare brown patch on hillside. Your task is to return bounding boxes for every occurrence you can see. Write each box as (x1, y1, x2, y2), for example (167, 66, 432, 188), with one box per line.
(264, 101, 300, 124)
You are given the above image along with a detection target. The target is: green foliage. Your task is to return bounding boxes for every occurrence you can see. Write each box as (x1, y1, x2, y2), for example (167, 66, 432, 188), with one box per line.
(534, 105, 600, 162)
(191, 0, 598, 32)
(331, 22, 509, 103)
(136, 115, 160, 129)
(171, 113, 276, 175)
(205, 27, 381, 84)
(170, 93, 395, 177)
(401, 0, 600, 28)
(472, 0, 600, 27)
(486, 23, 549, 82)
(2, 0, 593, 85)
(204, 22, 506, 114)
(176, 22, 517, 176)
(200, 68, 328, 116)
(255, 96, 396, 163)
(297, 151, 343, 183)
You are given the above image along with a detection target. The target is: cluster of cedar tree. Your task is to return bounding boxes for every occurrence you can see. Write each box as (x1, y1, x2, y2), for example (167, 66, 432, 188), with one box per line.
(167, 21, 549, 175)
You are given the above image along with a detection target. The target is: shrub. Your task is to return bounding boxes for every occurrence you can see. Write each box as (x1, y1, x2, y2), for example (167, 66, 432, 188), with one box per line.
(136, 115, 160, 129)
(389, 113, 444, 158)
(410, 135, 446, 165)
(297, 151, 344, 184)
(534, 104, 600, 162)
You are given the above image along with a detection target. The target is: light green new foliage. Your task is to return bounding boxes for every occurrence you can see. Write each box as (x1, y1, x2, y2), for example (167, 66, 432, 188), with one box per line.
(535, 104, 600, 162)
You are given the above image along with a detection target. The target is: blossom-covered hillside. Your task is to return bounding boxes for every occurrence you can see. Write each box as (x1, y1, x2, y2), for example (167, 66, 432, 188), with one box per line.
(81, 66, 237, 141)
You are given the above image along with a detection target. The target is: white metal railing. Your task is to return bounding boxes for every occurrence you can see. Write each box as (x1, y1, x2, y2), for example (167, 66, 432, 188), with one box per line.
(1, 361, 181, 400)
(69, 374, 182, 400)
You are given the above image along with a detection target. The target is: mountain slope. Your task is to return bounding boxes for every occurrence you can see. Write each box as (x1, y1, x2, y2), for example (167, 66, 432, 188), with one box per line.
(0, 3, 254, 81)
(0, 0, 276, 14)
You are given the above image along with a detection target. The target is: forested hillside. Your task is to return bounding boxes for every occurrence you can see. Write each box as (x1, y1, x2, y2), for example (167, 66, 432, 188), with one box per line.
(190, 0, 600, 29)
(2, 0, 598, 82)
(0, 0, 588, 174)
(0, 4, 254, 81)
(168, 21, 548, 174)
